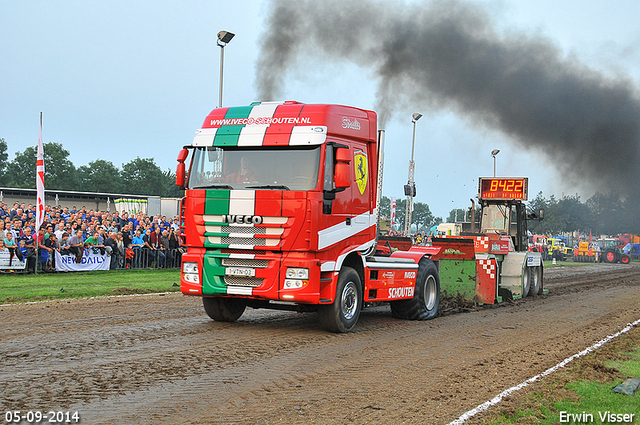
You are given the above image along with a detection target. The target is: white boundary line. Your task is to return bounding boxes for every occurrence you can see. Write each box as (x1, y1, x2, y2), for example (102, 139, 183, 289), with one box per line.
(447, 317, 640, 425)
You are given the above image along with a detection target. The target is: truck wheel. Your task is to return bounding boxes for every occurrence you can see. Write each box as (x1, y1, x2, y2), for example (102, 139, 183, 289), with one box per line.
(318, 267, 362, 333)
(202, 297, 246, 322)
(528, 266, 541, 296)
(390, 258, 440, 320)
(621, 254, 631, 264)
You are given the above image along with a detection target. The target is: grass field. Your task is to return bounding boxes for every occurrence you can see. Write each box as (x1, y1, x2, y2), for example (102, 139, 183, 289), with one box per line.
(473, 327, 640, 424)
(0, 269, 181, 303)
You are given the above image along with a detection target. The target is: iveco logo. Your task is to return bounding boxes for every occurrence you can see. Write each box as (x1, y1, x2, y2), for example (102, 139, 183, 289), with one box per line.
(223, 214, 263, 225)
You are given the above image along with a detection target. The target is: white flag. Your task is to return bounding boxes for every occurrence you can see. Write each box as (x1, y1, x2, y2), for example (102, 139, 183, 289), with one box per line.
(36, 112, 45, 232)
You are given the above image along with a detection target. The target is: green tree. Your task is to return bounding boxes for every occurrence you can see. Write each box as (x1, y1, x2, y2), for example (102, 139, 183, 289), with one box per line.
(586, 191, 626, 235)
(557, 195, 590, 233)
(121, 157, 166, 195)
(7, 142, 78, 190)
(78, 160, 123, 193)
(394, 198, 407, 231)
(380, 196, 440, 233)
(162, 168, 185, 198)
(526, 191, 549, 234)
(379, 196, 391, 218)
(447, 208, 468, 223)
(413, 202, 439, 231)
(0, 138, 8, 185)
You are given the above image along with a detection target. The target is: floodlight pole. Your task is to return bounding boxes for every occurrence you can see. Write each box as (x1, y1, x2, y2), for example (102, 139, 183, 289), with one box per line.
(491, 149, 500, 177)
(404, 113, 422, 236)
(217, 31, 235, 108)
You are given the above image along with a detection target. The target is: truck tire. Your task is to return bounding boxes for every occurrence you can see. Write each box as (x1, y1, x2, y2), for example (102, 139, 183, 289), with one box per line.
(202, 297, 246, 322)
(390, 258, 440, 320)
(621, 254, 631, 264)
(318, 267, 362, 333)
(528, 266, 541, 296)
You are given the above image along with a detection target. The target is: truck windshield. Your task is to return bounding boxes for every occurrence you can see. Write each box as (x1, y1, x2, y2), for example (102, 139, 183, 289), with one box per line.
(187, 146, 321, 191)
(480, 204, 512, 234)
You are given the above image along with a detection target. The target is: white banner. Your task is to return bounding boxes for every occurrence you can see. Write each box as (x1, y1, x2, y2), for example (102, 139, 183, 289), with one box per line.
(0, 251, 27, 270)
(114, 198, 148, 215)
(55, 250, 111, 272)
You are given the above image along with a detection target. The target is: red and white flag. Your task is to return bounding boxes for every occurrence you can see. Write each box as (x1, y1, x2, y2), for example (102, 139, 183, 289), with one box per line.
(36, 112, 45, 232)
(390, 197, 396, 227)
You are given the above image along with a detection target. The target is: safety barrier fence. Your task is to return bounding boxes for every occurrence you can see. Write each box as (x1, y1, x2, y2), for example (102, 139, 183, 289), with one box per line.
(1, 248, 184, 273)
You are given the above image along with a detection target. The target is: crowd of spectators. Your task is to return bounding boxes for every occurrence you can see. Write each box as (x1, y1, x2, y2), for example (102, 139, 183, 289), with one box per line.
(0, 201, 183, 273)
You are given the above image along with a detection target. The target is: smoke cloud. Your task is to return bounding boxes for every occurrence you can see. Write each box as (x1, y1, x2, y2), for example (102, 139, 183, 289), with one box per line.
(256, 0, 640, 200)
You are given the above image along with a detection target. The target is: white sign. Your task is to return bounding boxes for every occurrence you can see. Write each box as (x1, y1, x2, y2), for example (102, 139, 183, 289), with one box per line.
(0, 251, 27, 270)
(55, 250, 110, 272)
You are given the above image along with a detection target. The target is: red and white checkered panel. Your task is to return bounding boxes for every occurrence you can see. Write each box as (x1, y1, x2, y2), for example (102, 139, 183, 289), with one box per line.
(478, 258, 496, 280)
(475, 236, 490, 252)
(475, 257, 498, 304)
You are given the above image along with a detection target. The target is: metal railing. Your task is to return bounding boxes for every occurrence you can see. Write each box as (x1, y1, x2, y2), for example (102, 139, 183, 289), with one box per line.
(5, 248, 186, 273)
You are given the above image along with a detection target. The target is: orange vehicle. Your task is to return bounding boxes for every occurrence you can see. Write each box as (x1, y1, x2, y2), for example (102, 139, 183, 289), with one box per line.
(574, 241, 597, 262)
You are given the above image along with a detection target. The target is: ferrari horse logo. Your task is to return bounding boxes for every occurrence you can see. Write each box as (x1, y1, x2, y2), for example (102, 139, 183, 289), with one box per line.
(354, 150, 367, 195)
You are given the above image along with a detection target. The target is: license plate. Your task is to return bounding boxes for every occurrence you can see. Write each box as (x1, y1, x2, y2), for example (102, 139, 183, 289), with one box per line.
(225, 267, 255, 277)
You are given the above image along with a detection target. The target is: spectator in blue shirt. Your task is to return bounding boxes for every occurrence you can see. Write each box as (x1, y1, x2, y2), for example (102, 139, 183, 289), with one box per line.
(131, 230, 145, 268)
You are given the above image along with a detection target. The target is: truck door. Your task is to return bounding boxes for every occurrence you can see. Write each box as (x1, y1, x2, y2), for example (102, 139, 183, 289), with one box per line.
(319, 140, 372, 251)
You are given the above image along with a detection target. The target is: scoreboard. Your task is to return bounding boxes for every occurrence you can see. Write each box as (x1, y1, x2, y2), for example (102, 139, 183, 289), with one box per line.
(478, 177, 528, 201)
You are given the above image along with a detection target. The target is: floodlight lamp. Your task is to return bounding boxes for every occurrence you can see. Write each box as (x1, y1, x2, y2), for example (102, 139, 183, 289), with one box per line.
(412, 113, 423, 123)
(217, 31, 235, 45)
(491, 149, 500, 157)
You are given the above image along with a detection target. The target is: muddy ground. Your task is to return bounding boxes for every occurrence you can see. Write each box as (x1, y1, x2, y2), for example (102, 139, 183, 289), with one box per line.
(1, 263, 640, 424)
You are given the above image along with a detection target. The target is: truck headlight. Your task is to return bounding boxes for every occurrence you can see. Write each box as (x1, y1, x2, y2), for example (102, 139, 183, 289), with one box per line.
(183, 262, 200, 284)
(285, 268, 309, 279)
(183, 262, 199, 274)
(284, 267, 309, 289)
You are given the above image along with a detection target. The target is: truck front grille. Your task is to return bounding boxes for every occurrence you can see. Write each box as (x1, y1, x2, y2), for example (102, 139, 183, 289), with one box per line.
(223, 277, 264, 287)
(222, 258, 269, 268)
(220, 236, 279, 247)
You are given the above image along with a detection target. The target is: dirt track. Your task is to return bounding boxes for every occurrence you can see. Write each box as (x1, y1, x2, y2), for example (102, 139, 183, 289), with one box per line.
(2, 263, 640, 424)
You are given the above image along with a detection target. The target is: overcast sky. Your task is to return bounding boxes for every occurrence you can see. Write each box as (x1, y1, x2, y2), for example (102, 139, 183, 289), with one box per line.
(2, 0, 639, 218)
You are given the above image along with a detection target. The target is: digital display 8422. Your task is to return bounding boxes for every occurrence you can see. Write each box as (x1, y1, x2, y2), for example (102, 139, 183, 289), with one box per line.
(478, 178, 528, 201)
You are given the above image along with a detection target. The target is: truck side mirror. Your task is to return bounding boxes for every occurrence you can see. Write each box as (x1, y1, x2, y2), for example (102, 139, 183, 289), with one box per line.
(176, 163, 186, 188)
(334, 147, 351, 189)
(176, 148, 189, 188)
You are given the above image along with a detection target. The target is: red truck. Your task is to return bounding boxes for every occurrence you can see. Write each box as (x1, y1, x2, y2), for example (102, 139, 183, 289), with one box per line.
(176, 101, 441, 332)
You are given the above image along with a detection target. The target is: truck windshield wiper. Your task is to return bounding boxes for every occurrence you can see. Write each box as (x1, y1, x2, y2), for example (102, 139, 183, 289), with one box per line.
(192, 184, 234, 190)
(246, 184, 290, 190)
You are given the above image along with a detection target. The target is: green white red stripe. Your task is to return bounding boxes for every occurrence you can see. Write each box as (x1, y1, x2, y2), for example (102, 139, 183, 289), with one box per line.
(192, 101, 327, 147)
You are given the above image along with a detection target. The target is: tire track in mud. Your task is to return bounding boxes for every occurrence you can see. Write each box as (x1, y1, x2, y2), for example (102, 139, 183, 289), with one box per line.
(1, 264, 639, 424)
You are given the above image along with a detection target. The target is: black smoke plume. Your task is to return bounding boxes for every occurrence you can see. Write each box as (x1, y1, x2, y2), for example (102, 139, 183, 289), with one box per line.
(256, 0, 640, 215)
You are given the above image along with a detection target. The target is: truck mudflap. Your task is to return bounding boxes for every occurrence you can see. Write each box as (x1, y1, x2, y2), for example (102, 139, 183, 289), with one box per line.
(475, 256, 498, 304)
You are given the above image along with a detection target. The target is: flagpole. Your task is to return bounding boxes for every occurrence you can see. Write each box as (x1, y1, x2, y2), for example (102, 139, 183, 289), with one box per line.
(35, 112, 45, 274)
